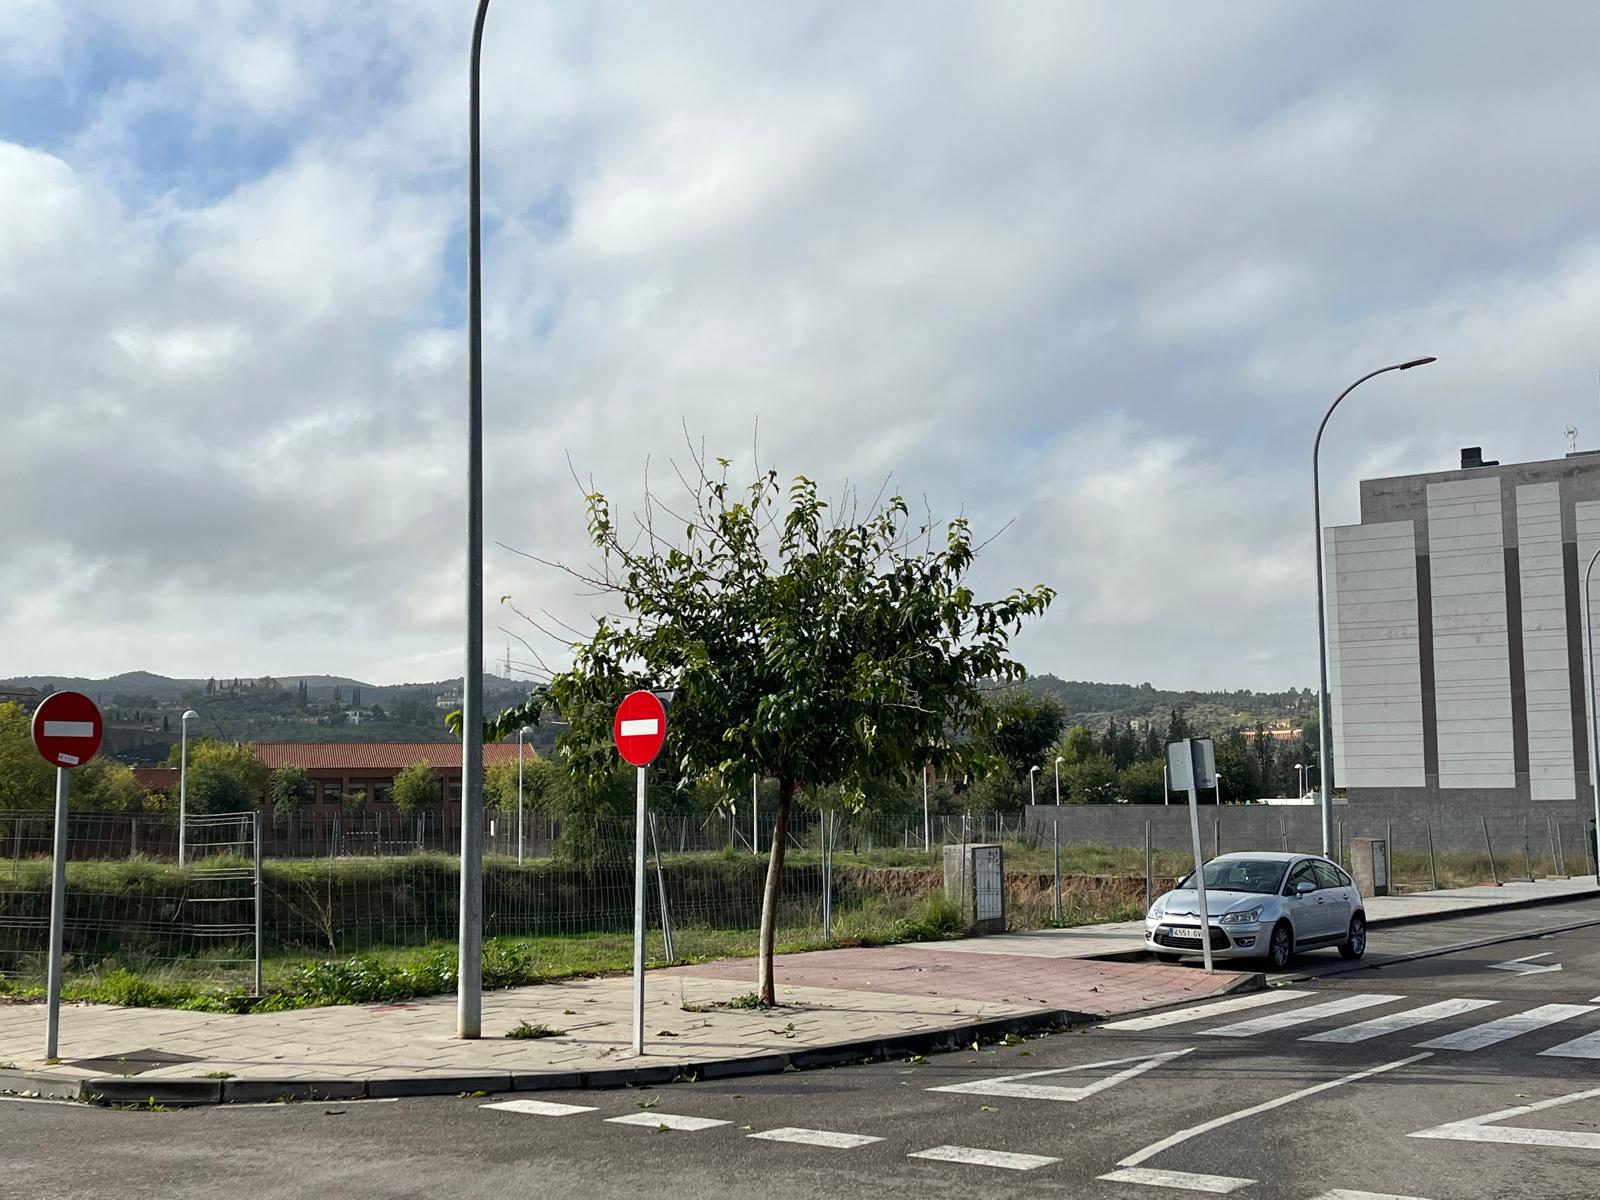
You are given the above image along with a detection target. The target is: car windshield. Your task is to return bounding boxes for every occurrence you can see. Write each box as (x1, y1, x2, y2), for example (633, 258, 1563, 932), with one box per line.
(1176, 859, 1288, 895)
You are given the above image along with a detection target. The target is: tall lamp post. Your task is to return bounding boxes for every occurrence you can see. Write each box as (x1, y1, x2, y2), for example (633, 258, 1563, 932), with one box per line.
(1314, 356, 1436, 857)
(1583, 546, 1600, 884)
(458, 0, 495, 1039)
(921, 763, 930, 850)
(1029, 764, 1040, 806)
(178, 709, 198, 866)
(1054, 756, 1064, 805)
(516, 726, 528, 866)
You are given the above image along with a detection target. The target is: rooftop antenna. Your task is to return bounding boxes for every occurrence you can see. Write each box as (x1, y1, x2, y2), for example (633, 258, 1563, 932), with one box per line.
(1568, 425, 1580, 455)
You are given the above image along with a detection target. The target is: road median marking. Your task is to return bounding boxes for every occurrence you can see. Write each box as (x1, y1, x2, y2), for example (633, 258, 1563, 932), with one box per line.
(1409, 1085, 1600, 1150)
(927, 1049, 1190, 1102)
(908, 1144, 1059, 1171)
(1113, 1052, 1432, 1172)
(1097, 1166, 1253, 1193)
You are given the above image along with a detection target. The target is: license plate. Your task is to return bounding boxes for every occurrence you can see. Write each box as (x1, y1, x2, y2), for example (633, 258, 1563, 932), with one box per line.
(1168, 927, 1203, 942)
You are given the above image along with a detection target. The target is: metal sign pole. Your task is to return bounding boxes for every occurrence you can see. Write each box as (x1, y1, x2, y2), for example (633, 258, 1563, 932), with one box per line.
(1184, 739, 1213, 975)
(44, 766, 69, 1059)
(633, 763, 647, 1056)
(253, 811, 264, 997)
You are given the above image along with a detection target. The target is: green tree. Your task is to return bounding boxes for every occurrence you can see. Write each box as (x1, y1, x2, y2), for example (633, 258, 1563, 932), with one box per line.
(167, 739, 267, 813)
(269, 765, 316, 818)
(1117, 757, 1167, 805)
(1057, 724, 1095, 765)
(0, 702, 54, 810)
(1064, 753, 1119, 804)
(479, 458, 1051, 1003)
(1165, 707, 1192, 746)
(988, 691, 1066, 775)
(71, 758, 146, 811)
(392, 761, 442, 816)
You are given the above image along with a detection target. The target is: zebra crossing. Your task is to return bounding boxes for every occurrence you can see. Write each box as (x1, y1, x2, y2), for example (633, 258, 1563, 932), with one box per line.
(1102, 990, 1600, 1059)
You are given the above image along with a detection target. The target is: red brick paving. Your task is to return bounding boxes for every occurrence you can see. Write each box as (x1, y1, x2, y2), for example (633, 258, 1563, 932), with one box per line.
(669, 945, 1253, 1016)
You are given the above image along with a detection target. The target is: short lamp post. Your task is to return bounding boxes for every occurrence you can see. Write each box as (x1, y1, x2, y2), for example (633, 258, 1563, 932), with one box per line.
(178, 709, 199, 866)
(1584, 546, 1600, 885)
(1054, 756, 1064, 805)
(516, 727, 529, 866)
(1029, 764, 1040, 806)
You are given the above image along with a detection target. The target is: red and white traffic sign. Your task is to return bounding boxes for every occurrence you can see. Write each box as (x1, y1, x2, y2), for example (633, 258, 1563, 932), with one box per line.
(612, 690, 667, 766)
(30, 691, 104, 769)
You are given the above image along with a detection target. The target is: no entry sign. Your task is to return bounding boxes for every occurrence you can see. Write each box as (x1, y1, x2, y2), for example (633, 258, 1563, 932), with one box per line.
(612, 690, 667, 766)
(31, 691, 104, 769)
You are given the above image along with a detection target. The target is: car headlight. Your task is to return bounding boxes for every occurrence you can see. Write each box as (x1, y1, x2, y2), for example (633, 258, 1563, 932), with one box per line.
(1219, 906, 1262, 925)
(1146, 902, 1165, 920)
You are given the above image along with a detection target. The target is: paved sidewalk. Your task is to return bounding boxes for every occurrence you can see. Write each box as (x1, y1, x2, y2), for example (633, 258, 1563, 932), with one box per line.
(0, 950, 1252, 1106)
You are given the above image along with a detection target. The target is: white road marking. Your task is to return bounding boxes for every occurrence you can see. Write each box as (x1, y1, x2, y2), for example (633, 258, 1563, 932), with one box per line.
(1099, 990, 1310, 1031)
(1096, 1166, 1254, 1193)
(1540, 1029, 1600, 1060)
(1414, 1003, 1598, 1052)
(225, 1097, 399, 1109)
(1116, 1053, 1432, 1170)
(1409, 1085, 1600, 1150)
(1487, 952, 1562, 975)
(1303, 998, 1498, 1044)
(908, 1145, 1059, 1171)
(1203, 993, 1403, 1037)
(1307, 1191, 1434, 1200)
(747, 1127, 882, 1148)
(482, 1099, 596, 1116)
(619, 718, 659, 737)
(927, 1049, 1190, 1102)
(606, 1111, 730, 1131)
(42, 721, 95, 738)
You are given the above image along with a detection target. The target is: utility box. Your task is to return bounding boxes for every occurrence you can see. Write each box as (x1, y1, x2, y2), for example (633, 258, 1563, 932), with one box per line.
(943, 842, 1005, 934)
(1350, 837, 1389, 897)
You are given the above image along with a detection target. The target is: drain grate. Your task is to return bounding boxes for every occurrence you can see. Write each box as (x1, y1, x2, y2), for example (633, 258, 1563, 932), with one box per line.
(66, 1048, 207, 1077)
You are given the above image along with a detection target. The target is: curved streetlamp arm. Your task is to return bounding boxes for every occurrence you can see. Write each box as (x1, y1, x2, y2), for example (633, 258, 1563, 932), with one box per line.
(1584, 546, 1600, 884)
(1312, 356, 1436, 859)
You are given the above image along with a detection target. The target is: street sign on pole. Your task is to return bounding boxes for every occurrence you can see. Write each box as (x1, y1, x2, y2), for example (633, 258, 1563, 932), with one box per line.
(613, 690, 667, 1056)
(1167, 737, 1215, 975)
(30, 691, 104, 1060)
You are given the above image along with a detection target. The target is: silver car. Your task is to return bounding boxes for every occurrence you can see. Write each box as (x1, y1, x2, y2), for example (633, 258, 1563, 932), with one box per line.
(1144, 851, 1367, 970)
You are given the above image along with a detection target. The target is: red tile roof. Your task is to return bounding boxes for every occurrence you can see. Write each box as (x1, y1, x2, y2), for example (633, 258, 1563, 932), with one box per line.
(253, 742, 530, 770)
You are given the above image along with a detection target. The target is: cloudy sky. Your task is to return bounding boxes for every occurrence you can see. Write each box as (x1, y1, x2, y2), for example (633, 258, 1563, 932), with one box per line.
(4, 1, 1599, 691)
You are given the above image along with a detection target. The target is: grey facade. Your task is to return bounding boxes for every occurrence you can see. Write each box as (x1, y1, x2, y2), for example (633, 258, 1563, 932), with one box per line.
(1327, 449, 1600, 833)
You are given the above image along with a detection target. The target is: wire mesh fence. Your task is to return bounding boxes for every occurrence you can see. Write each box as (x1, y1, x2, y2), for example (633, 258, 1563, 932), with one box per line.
(3, 802, 1593, 998)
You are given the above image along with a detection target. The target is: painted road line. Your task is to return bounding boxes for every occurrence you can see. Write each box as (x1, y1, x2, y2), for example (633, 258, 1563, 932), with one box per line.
(1487, 952, 1562, 975)
(747, 1127, 883, 1148)
(1202, 993, 1403, 1038)
(1116, 1053, 1432, 1171)
(1096, 1167, 1254, 1193)
(483, 1099, 596, 1117)
(908, 1145, 1059, 1171)
(927, 1049, 1190, 1102)
(1099, 990, 1310, 1031)
(1539, 1029, 1600, 1060)
(607, 1111, 731, 1131)
(1414, 1003, 1598, 1052)
(1303, 998, 1498, 1044)
(1409, 1085, 1600, 1150)
(1307, 1191, 1434, 1200)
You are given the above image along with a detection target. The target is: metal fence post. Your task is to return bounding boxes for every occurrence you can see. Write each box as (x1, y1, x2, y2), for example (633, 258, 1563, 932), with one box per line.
(648, 811, 674, 962)
(1213, 816, 1220, 860)
(1482, 816, 1500, 886)
(1052, 820, 1062, 924)
(253, 811, 264, 997)
(1144, 821, 1152, 912)
(1426, 818, 1439, 890)
(1335, 819, 1342, 866)
(1555, 819, 1566, 876)
(821, 812, 834, 941)
(1521, 816, 1534, 882)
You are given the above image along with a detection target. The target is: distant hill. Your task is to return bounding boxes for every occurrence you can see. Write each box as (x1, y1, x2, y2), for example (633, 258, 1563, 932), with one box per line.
(1019, 674, 1315, 735)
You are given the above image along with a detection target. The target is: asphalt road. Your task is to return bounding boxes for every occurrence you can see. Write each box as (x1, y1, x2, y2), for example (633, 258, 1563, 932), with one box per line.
(5, 904, 1598, 1200)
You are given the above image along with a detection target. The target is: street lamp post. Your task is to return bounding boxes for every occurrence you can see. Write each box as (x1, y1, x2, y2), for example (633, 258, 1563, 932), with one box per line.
(178, 709, 198, 866)
(1029, 764, 1040, 806)
(1314, 357, 1436, 858)
(1054, 756, 1064, 805)
(458, 0, 495, 1040)
(921, 764, 930, 850)
(1583, 547, 1600, 885)
(517, 727, 527, 866)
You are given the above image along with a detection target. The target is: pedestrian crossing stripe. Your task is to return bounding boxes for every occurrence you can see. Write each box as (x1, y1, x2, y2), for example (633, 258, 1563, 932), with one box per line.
(748, 1127, 882, 1148)
(1203, 994, 1404, 1038)
(1414, 1003, 1597, 1052)
(1302, 998, 1498, 1044)
(606, 1112, 731, 1131)
(1099, 989, 1311, 1031)
(481, 1099, 595, 1116)
(909, 1145, 1059, 1170)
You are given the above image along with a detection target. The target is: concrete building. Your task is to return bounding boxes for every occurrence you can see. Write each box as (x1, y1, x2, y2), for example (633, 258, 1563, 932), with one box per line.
(1325, 446, 1600, 838)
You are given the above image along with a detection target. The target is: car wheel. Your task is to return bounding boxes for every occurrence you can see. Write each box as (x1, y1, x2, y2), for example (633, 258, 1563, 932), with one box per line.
(1154, 952, 1182, 964)
(1338, 913, 1366, 960)
(1265, 921, 1294, 970)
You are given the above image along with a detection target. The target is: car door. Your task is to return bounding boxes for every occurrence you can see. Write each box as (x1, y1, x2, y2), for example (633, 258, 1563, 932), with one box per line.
(1313, 860, 1352, 938)
(1283, 860, 1327, 941)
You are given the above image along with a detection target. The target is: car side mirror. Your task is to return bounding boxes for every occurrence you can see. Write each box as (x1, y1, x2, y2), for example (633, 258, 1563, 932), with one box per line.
(1295, 880, 1316, 897)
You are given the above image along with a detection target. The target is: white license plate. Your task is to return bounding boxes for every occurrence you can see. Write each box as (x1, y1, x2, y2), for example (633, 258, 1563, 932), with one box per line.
(1168, 927, 1203, 941)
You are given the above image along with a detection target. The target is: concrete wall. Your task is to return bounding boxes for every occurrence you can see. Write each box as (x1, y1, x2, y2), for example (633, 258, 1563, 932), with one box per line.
(1516, 482, 1576, 800)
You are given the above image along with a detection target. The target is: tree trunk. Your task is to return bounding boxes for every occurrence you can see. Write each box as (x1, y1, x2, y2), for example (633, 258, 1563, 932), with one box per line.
(757, 778, 797, 1005)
